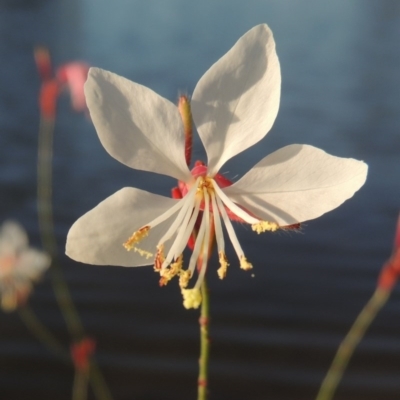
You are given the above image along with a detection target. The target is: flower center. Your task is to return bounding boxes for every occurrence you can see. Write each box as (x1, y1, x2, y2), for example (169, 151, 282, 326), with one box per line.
(123, 162, 280, 309)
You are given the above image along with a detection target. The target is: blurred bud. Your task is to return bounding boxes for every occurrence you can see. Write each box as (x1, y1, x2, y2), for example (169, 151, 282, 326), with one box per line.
(377, 214, 400, 290)
(34, 46, 52, 81)
(71, 338, 96, 372)
(178, 95, 192, 166)
(39, 79, 59, 119)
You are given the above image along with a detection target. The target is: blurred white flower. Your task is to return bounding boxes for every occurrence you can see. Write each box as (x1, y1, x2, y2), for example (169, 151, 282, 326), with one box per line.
(66, 24, 368, 308)
(0, 221, 51, 311)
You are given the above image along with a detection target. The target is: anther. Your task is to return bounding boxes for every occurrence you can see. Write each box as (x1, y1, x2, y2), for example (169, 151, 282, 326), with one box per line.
(240, 256, 253, 271)
(133, 248, 153, 259)
(123, 226, 150, 250)
(217, 252, 229, 279)
(154, 244, 165, 271)
(159, 254, 183, 286)
(179, 269, 192, 289)
(251, 221, 279, 234)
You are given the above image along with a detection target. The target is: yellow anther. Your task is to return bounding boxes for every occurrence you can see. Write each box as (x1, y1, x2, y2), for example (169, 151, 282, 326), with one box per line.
(196, 176, 214, 195)
(217, 251, 229, 279)
(181, 288, 202, 309)
(170, 254, 183, 273)
(158, 254, 183, 286)
(240, 256, 253, 271)
(251, 221, 279, 234)
(123, 226, 150, 250)
(179, 269, 192, 289)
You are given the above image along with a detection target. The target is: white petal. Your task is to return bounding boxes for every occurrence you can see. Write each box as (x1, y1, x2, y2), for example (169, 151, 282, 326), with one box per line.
(66, 188, 179, 267)
(85, 68, 191, 182)
(0, 221, 28, 255)
(16, 249, 51, 280)
(191, 24, 281, 176)
(224, 145, 368, 225)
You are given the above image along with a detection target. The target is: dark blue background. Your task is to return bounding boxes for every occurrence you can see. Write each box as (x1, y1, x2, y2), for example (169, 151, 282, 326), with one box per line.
(0, 0, 399, 399)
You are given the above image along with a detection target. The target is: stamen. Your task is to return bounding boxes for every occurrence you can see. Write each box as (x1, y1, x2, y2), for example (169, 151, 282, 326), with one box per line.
(194, 189, 211, 289)
(217, 251, 229, 279)
(159, 254, 183, 286)
(240, 256, 253, 271)
(187, 197, 208, 276)
(154, 244, 165, 271)
(211, 180, 259, 224)
(210, 192, 225, 253)
(161, 193, 201, 269)
(158, 184, 197, 246)
(179, 269, 192, 289)
(133, 247, 153, 259)
(214, 194, 247, 262)
(123, 226, 150, 250)
(142, 179, 200, 231)
(124, 179, 200, 258)
(252, 221, 279, 233)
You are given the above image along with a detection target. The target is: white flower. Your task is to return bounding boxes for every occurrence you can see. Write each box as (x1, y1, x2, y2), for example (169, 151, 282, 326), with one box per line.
(66, 24, 368, 308)
(0, 221, 51, 311)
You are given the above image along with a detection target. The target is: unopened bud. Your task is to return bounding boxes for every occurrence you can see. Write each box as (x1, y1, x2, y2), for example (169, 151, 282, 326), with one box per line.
(178, 95, 193, 166)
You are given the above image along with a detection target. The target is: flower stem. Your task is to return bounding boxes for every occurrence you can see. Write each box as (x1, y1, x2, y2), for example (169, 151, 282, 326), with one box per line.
(198, 279, 210, 400)
(38, 115, 84, 339)
(89, 362, 114, 400)
(72, 369, 89, 400)
(315, 287, 391, 400)
(37, 114, 113, 400)
(18, 304, 69, 362)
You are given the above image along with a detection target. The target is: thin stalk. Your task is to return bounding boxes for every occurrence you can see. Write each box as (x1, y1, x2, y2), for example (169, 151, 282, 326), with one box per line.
(19, 305, 112, 400)
(90, 362, 114, 400)
(315, 287, 391, 400)
(72, 369, 89, 400)
(198, 279, 210, 400)
(38, 115, 84, 339)
(18, 304, 69, 362)
(37, 114, 113, 400)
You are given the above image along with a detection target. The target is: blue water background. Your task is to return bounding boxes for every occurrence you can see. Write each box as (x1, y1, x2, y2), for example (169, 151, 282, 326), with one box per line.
(0, 0, 399, 399)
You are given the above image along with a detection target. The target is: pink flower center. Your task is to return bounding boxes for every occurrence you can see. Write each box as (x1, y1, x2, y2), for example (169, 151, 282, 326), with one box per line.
(178, 161, 233, 198)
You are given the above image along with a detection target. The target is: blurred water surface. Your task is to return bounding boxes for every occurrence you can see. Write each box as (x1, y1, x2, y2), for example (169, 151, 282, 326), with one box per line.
(0, 0, 399, 399)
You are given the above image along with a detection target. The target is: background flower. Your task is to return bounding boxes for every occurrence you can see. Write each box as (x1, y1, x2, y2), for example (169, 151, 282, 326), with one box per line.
(0, 221, 51, 312)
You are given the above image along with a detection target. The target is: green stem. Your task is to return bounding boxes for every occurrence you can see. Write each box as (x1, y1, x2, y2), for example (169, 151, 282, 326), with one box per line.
(38, 116, 84, 339)
(18, 304, 69, 362)
(90, 362, 114, 400)
(315, 287, 391, 400)
(37, 115, 113, 400)
(198, 279, 210, 400)
(72, 369, 89, 400)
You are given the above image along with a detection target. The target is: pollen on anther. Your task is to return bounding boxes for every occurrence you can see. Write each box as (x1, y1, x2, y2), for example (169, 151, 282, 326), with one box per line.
(133, 247, 153, 259)
(251, 221, 279, 234)
(123, 226, 150, 250)
(217, 251, 229, 279)
(159, 254, 183, 286)
(240, 256, 253, 271)
(179, 269, 192, 289)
